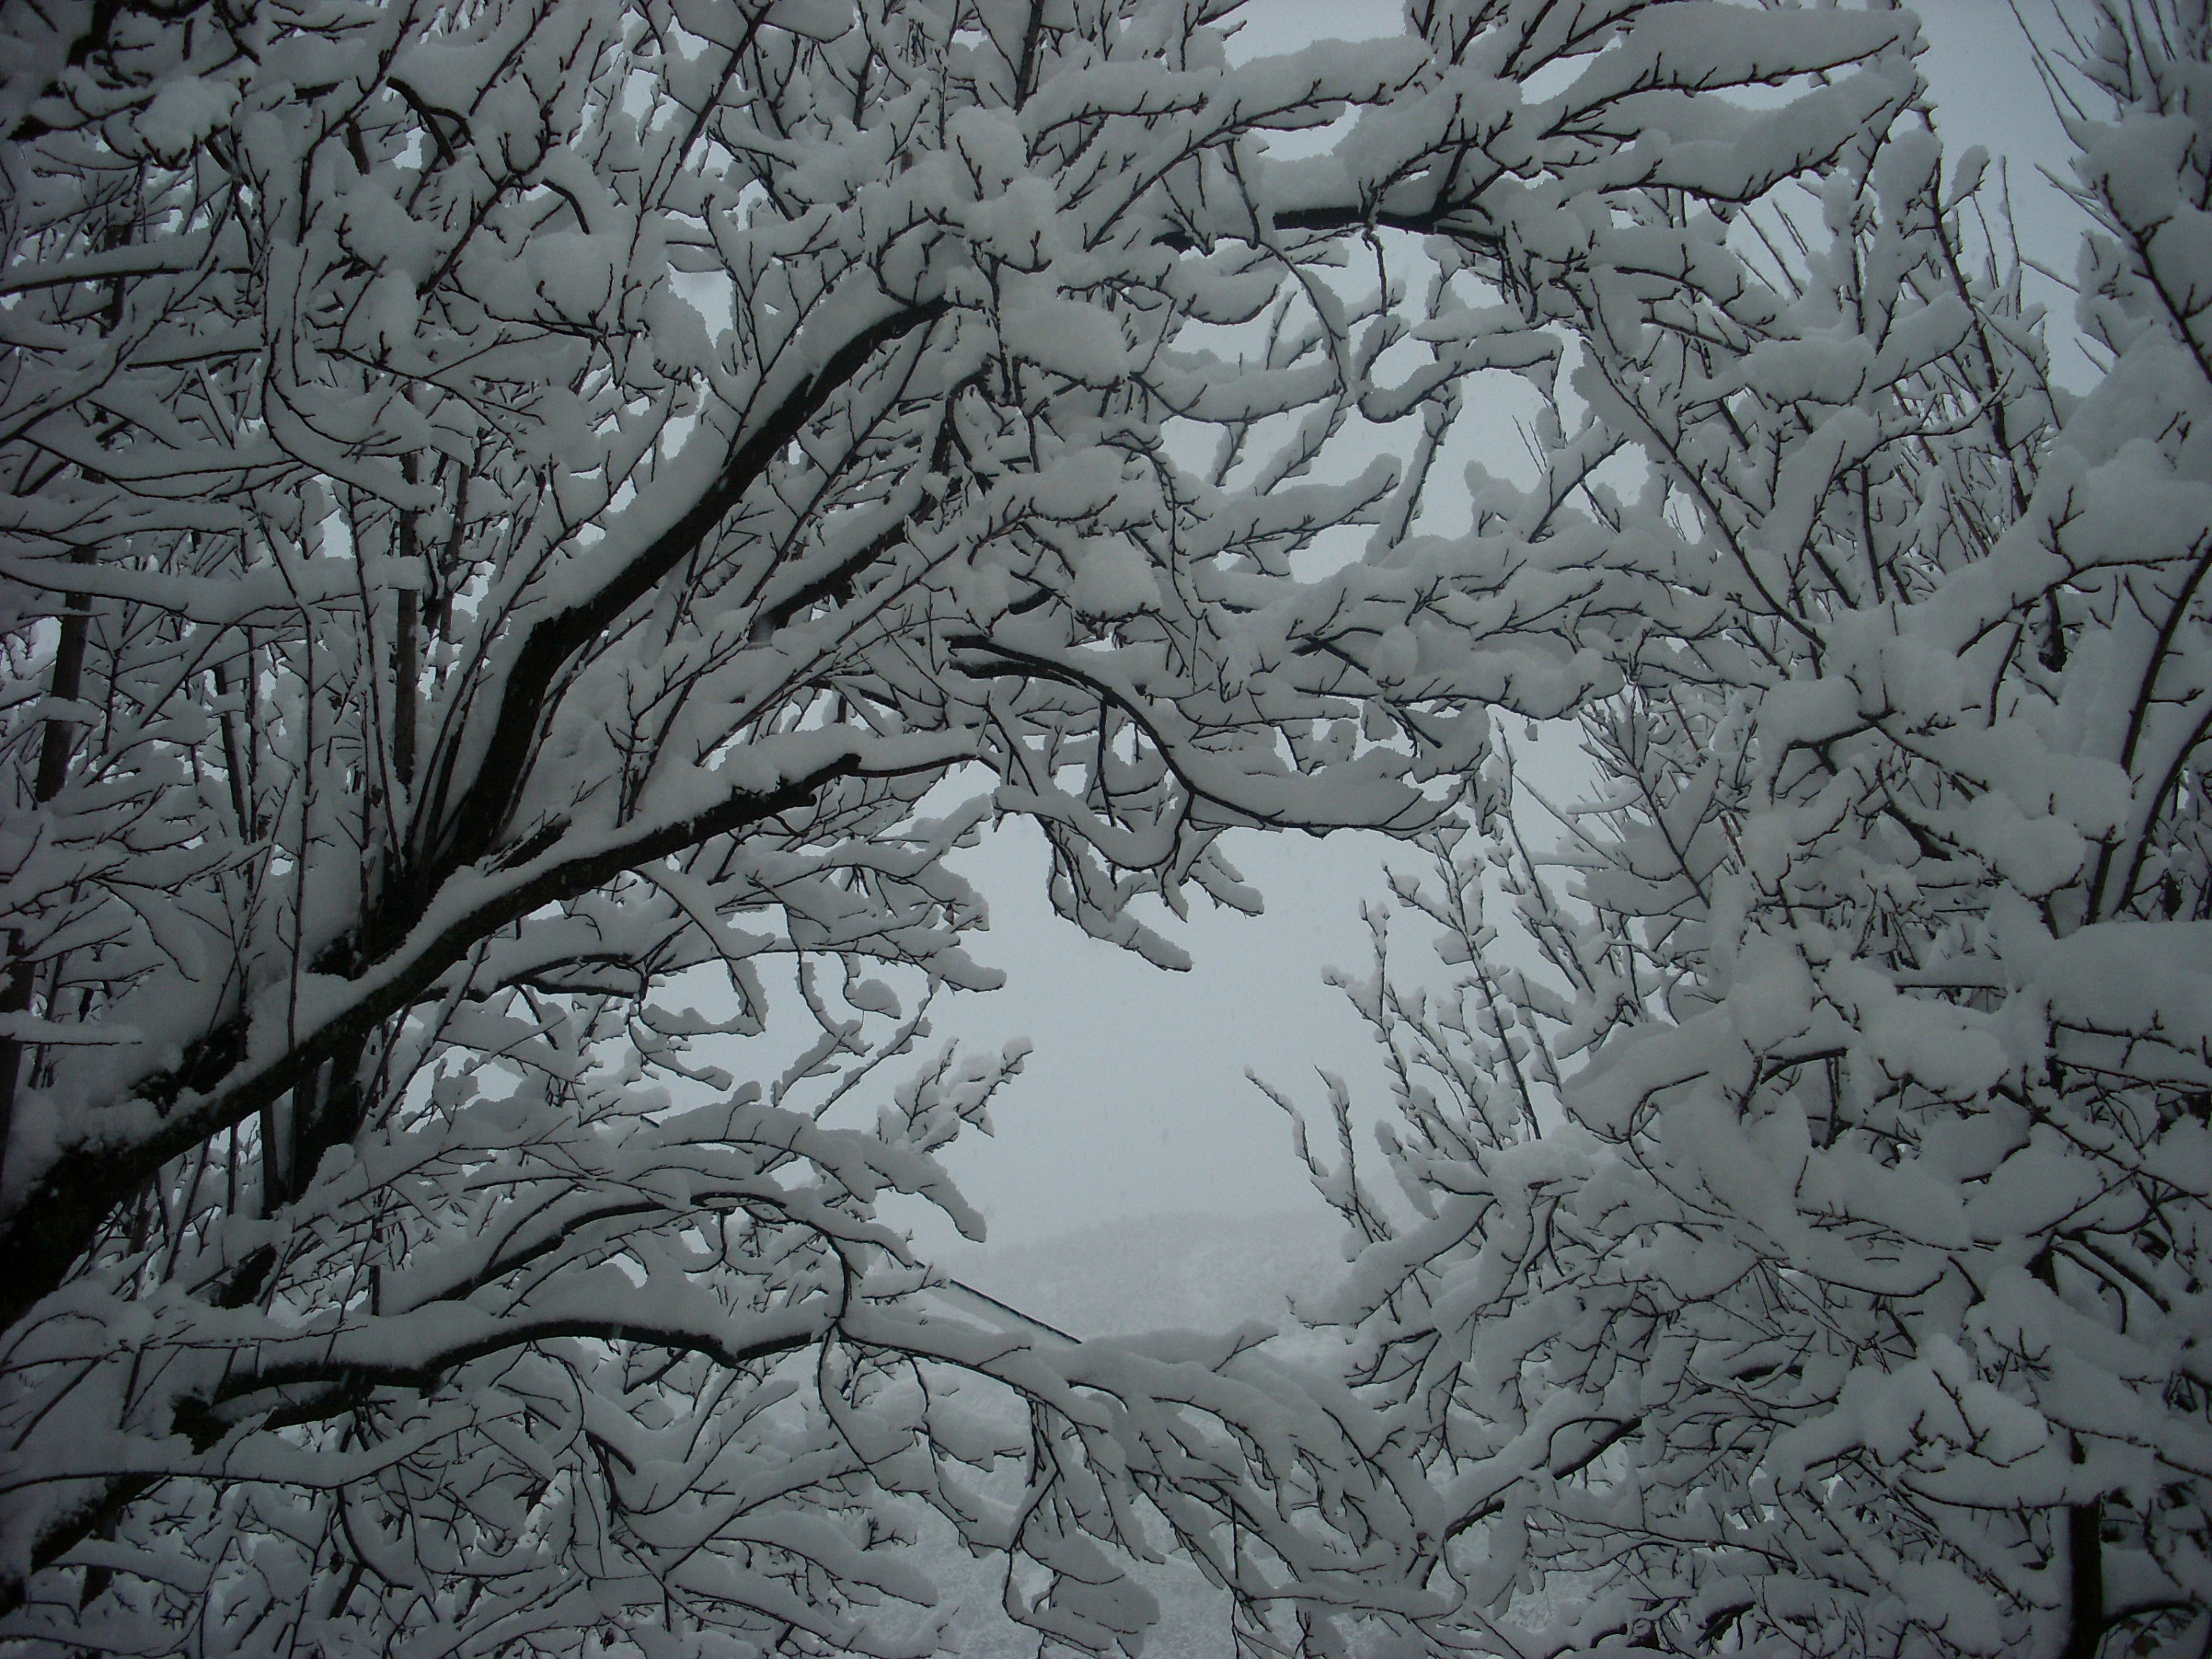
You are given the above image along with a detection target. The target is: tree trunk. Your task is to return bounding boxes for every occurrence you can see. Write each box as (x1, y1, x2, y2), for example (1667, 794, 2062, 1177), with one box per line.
(0, 564, 93, 1178)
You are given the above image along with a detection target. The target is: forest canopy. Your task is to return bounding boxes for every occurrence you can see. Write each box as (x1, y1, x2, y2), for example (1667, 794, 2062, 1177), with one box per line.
(4, 1, 2206, 1657)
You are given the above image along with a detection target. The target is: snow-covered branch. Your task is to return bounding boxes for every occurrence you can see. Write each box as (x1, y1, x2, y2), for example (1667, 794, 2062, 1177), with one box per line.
(0, 0, 1927, 1651)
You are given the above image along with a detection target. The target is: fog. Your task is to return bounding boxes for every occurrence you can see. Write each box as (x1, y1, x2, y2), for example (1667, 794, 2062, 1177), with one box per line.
(889, 0, 2090, 1287)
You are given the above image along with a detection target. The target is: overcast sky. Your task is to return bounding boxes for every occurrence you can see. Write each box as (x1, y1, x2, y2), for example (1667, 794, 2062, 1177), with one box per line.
(889, 0, 2093, 1261)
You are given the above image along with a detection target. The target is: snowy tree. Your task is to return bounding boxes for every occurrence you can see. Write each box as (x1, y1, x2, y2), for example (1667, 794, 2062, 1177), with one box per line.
(1292, 2, 2212, 1654)
(0, 0, 1920, 1653)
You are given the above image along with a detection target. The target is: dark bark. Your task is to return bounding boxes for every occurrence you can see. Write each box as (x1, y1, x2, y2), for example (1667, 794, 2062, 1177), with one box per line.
(394, 459, 422, 793)
(0, 565, 93, 1181)
(2062, 1496, 2106, 1659)
(2036, 1247, 2107, 1659)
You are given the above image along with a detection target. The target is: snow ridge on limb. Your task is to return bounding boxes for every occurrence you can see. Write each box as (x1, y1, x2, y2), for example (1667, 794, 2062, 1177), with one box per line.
(1293, 4, 2212, 1655)
(0, 0, 1916, 1653)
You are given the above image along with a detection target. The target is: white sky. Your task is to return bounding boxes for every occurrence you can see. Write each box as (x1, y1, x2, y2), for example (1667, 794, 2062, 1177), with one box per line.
(892, 0, 2095, 1259)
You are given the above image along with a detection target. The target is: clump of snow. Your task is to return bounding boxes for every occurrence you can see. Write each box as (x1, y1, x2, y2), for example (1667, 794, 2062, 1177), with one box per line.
(138, 76, 235, 160)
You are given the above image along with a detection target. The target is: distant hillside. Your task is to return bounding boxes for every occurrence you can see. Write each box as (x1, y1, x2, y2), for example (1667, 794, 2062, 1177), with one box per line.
(912, 1210, 1352, 1658)
(913, 1210, 1560, 1656)
(933, 1208, 1350, 1339)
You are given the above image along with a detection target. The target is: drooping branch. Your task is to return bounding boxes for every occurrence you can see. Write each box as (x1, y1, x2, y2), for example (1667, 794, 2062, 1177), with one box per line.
(0, 747, 907, 1333)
